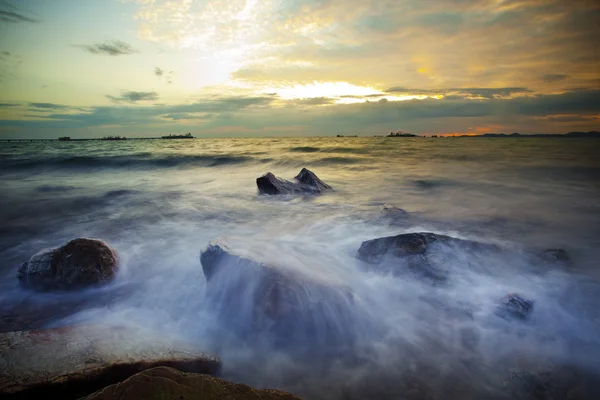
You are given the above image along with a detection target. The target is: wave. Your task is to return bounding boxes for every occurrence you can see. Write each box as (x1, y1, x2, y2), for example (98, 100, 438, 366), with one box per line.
(289, 146, 321, 153)
(316, 156, 364, 165)
(0, 153, 254, 170)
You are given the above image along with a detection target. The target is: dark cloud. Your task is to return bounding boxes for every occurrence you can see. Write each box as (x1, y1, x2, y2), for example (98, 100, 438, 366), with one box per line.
(76, 40, 139, 56)
(0, 102, 19, 107)
(385, 87, 533, 99)
(540, 74, 569, 83)
(3, 91, 597, 135)
(154, 67, 164, 77)
(288, 97, 335, 106)
(0, 1, 38, 23)
(28, 102, 70, 110)
(106, 91, 159, 103)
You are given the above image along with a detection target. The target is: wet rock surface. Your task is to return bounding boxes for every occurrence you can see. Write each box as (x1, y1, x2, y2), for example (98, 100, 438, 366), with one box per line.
(82, 366, 302, 400)
(356, 232, 500, 281)
(497, 293, 535, 320)
(17, 238, 119, 291)
(200, 239, 358, 347)
(256, 168, 331, 195)
(0, 324, 220, 400)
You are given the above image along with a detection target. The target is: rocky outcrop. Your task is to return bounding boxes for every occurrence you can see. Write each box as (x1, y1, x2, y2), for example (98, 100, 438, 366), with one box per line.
(496, 293, 534, 320)
(356, 232, 500, 281)
(0, 324, 220, 400)
(17, 238, 119, 291)
(82, 366, 302, 400)
(200, 239, 358, 347)
(256, 168, 331, 195)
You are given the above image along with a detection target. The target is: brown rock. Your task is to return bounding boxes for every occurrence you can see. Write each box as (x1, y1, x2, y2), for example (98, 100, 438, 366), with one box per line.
(17, 238, 119, 291)
(0, 324, 220, 399)
(81, 366, 302, 400)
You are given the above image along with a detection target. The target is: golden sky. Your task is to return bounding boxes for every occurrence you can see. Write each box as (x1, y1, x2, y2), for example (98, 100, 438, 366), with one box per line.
(0, 0, 599, 138)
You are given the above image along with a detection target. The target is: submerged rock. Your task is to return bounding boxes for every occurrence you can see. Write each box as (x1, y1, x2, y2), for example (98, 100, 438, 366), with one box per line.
(200, 239, 358, 347)
(356, 232, 499, 281)
(539, 248, 571, 264)
(382, 204, 409, 218)
(82, 366, 302, 400)
(497, 293, 534, 320)
(17, 238, 118, 291)
(0, 324, 220, 399)
(256, 168, 331, 195)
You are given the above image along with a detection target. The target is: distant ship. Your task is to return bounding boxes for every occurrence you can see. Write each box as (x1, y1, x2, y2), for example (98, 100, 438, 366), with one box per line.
(387, 131, 416, 137)
(161, 133, 194, 139)
(58, 137, 71, 141)
(101, 135, 127, 141)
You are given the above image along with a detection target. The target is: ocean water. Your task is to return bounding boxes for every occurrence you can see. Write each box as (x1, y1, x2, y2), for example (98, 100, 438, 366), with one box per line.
(1, 137, 600, 398)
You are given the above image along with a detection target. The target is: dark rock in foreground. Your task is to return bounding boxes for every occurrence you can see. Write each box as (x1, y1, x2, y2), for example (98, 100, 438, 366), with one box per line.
(17, 238, 119, 291)
(82, 366, 302, 400)
(200, 239, 358, 347)
(256, 168, 331, 195)
(497, 293, 534, 320)
(0, 324, 220, 399)
(356, 232, 499, 281)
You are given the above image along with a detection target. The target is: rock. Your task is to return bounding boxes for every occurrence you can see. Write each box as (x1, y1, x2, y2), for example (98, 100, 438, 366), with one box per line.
(200, 239, 358, 347)
(496, 293, 534, 320)
(356, 232, 498, 281)
(256, 168, 331, 195)
(17, 238, 118, 291)
(82, 366, 302, 400)
(0, 324, 220, 399)
(539, 248, 571, 264)
(382, 204, 409, 218)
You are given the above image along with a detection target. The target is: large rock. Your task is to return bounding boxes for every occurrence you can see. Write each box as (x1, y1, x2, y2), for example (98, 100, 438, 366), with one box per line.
(17, 238, 119, 291)
(256, 168, 331, 195)
(200, 239, 358, 347)
(82, 366, 302, 400)
(356, 232, 500, 281)
(0, 324, 220, 399)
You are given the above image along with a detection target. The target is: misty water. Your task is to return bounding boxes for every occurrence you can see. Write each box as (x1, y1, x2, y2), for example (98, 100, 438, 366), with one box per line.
(1, 137, 600, 399)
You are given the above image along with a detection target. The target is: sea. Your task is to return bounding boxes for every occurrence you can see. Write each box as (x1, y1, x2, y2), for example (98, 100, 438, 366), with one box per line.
(1, 137, 600, 399)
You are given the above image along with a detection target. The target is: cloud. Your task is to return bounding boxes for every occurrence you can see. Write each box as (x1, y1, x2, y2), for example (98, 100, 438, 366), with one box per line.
(540, 74, 569, 83)
(76, 40, 139, 56)
(385, 87, 533, 99)
(0, 102, 19, 107)
(0, 2, 38, 23)
(2, 90, 598, 137)
(154, 67, 164, 77)
(28, 102, 70, 110)
(106, 91, 160, 103)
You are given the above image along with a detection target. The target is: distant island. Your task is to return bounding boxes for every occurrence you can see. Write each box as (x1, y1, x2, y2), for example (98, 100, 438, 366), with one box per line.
(387, 131, 417, 137)
(101, 135, 127, 141)
(161, 133, 195, 139)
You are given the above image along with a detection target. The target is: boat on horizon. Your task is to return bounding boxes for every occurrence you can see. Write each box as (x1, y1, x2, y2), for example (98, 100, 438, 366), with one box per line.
(161, 133, 195, 139)
(58, 137, 71, 141)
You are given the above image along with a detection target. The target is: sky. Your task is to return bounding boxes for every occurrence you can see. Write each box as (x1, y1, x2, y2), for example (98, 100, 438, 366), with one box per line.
(0, 0, 599, 138)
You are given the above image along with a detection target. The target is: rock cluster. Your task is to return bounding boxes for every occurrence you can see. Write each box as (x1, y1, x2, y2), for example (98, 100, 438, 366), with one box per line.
(256, 168, 331, 195)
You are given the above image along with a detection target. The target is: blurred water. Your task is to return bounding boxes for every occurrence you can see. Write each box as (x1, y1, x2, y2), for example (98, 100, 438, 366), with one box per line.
(1, 137, 600, 399)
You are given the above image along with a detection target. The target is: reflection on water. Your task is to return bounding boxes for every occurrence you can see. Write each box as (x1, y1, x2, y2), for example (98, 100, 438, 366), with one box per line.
(1, 137, 600, 399)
